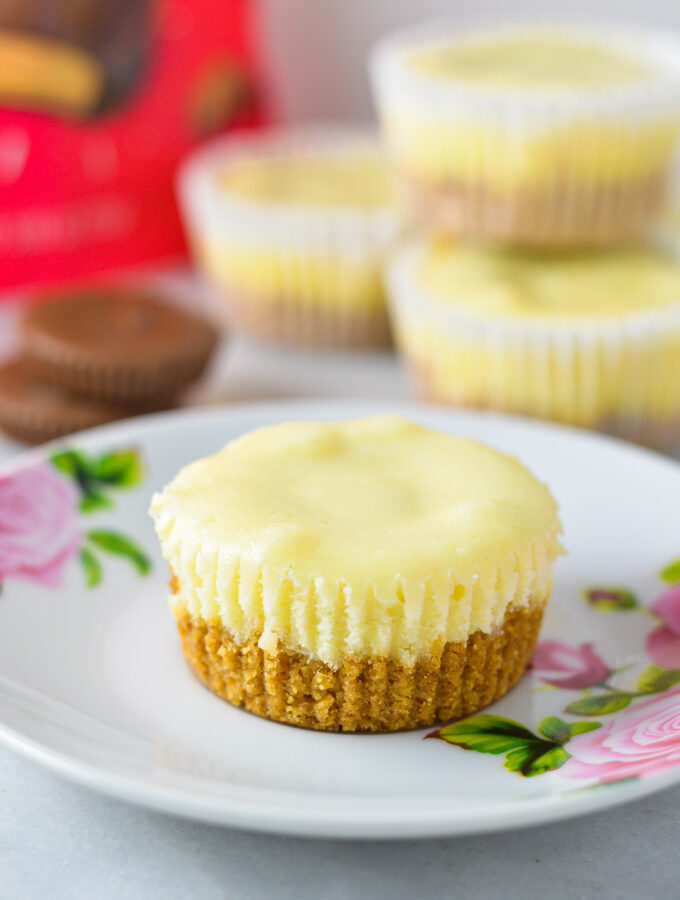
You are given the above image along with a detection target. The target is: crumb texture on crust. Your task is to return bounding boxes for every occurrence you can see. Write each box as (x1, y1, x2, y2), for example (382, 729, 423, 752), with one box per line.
(405, 172, 667, 247)
(177, 601, 545, 733)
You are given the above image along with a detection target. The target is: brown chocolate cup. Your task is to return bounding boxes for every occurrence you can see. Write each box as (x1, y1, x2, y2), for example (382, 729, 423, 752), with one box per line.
(22, 288, 218, 405)
(0, 358, 175, 445)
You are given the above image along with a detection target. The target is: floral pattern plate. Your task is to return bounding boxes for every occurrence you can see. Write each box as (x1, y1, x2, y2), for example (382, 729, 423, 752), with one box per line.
(2, 400, 680, 839)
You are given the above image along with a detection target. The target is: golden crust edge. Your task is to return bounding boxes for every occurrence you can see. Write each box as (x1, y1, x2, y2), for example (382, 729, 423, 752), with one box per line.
(176, 598, 547, 733)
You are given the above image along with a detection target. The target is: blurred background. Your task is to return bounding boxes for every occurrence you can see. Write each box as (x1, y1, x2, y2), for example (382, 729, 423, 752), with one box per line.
(3, 0, 680, 450)
(260, 0, 680, 120)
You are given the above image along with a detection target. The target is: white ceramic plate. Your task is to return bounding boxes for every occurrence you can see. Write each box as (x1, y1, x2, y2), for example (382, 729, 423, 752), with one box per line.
(2, 400, 680, 840)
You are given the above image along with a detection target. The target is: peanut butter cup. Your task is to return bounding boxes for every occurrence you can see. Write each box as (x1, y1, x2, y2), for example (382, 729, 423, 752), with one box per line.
(0, 359, 169, 445)
(22, 288, 218, 404)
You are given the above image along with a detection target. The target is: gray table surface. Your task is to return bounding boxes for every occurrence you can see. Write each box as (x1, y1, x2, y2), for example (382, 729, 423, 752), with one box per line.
(1, 322, 678, 900)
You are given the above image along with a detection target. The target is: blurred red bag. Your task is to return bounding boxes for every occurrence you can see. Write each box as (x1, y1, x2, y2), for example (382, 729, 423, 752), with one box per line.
(0, 0, 262, 290)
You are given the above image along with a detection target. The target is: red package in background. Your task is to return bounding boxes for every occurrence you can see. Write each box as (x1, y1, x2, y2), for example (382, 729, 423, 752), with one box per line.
(0, 0, 263, 291)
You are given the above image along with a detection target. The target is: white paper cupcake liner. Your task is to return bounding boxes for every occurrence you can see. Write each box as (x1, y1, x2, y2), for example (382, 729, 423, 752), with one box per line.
(177, 125, 401, 347)
(386, 241, 680, 449)
(370, 22, 680, 245)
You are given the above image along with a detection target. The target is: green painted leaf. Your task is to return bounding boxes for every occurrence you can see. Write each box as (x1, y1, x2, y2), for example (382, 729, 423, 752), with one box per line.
(79, 491, 112, 513)
(53, 450, 102, 512)
(537, 716, 602, 745)
(637, 664, 680, 694)
(51, 449, 87, 478)
(502, 743, 546, 774)
(583, 586, 638, 612)
(87, 530, 151, 576)
(432, 714, 575, 777)
(567, 721, 602, 738)
(91, 451, 143, 488)
(52, 447, 145, 512)
(524, 746, 571, 777)
(566, 693, 631, 716)
(79, 547, 102, 588)
(660, 558, 680, 585)
(435, 714, 540, 755)
(503, 742, 570, 776)
(537, 715, 571, 744)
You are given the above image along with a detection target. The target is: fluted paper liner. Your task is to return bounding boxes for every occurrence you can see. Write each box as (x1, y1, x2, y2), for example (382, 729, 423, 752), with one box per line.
(177, 126, 401, 348)
(177, 599, 546, 732)
(387, 242, 680, 449)
(370, 22, 680, 246)
(156, 500, 558, 670)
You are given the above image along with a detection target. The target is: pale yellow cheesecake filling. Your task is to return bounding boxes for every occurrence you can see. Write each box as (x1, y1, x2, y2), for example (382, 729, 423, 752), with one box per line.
(391, 241, 680, 424)
(220, 153, 396, 209)
(196, 147, 397, 313)
(197, 240, 387, 314)
(409, 34, 653, 87)
(150, 416, 562, 667)
(418, 240, 680, 320)
(378, 30, 680, 190)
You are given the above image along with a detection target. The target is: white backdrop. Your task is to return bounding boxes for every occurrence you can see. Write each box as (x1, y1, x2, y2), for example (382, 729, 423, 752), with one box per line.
(258, 0, 680, 121)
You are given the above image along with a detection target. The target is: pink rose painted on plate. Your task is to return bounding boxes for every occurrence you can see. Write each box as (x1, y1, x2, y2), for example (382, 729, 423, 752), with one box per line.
(431, 554, 680, 783)
(0, 463, 81, 588)
(0, 447, 150, 591)
(531, 640, 610, 689)
(560, 686, 680, 781)
(646, 585, 680, 670)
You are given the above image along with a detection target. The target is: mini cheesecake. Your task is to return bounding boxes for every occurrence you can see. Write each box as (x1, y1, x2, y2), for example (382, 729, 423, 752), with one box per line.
(371, 23, 680, 246)
(150, 415, 563, 732)
(387, 238, 680, 449)
(178, 126, 400, 349)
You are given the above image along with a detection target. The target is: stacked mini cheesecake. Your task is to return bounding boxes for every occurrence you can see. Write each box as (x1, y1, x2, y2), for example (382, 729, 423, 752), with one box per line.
(371, 22, 680, 449)
(178, 126, 401, 350)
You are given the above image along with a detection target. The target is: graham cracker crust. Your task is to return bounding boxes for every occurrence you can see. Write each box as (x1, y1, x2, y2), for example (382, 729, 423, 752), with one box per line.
(215, 290, 392, 350)
(406, 171, 667, 246)
(176, 602, 545, 733)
